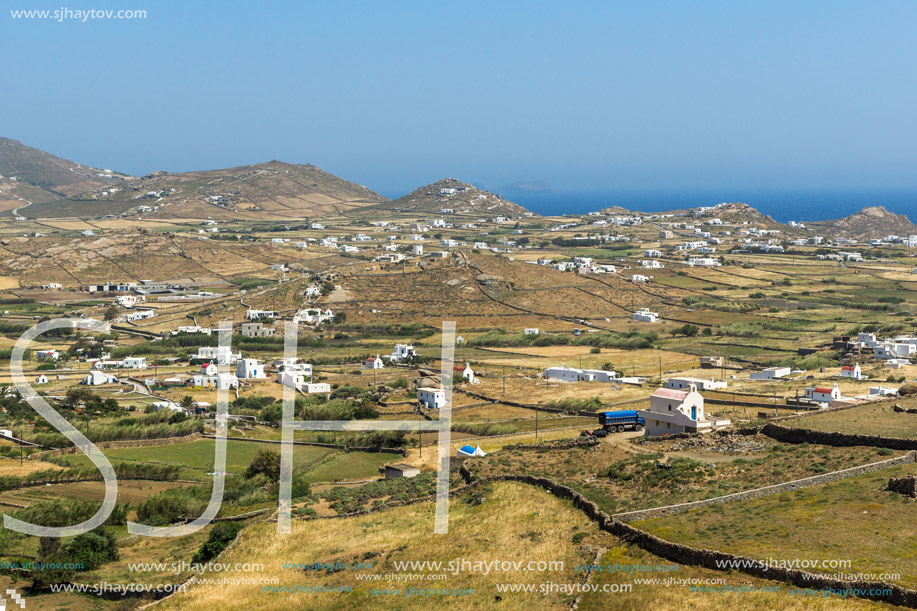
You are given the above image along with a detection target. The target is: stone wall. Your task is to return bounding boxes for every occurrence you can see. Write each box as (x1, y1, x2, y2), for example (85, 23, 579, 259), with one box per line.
(762, 423, 917, 451)
(456, 468, 917, 608)
(611, 451, 916, 521)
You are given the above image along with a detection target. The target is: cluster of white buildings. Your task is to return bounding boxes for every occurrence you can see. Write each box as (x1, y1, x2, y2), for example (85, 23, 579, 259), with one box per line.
(856, 332, 916, 361)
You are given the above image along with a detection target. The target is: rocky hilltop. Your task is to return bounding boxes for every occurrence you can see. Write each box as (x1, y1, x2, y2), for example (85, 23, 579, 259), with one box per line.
(809, 206, 917, 239)
(378, 178, 532, 216)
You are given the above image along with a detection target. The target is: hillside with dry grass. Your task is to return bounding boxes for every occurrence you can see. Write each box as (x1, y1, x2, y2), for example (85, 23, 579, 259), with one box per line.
(376, 177, 531, 216)
(0, 137, 131, 214)
(809, 205, 917, 239)
(21, 160, 387, 221)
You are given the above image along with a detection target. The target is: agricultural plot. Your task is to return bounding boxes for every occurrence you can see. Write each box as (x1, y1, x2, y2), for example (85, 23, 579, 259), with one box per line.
(634, 463, 917, 588)
(787, 400, 917, 439)
(54, 439, 339, 481)
(465, 435, 903, 515)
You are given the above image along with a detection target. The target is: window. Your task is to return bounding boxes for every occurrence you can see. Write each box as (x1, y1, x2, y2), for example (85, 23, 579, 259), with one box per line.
(668, 404, 672, 411)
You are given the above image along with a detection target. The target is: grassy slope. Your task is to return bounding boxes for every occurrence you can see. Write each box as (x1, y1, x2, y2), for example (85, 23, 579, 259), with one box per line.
(635, 463, 917, 588)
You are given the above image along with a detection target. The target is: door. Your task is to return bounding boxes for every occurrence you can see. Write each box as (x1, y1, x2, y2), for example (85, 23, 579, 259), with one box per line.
(690, 405, 696, 420)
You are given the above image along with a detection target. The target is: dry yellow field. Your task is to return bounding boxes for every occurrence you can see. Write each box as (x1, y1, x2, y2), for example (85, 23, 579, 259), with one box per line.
(0, 457, 64, 476)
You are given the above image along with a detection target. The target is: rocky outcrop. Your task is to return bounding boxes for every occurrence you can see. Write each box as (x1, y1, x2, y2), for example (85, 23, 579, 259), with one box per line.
(887, 475, 917, 498)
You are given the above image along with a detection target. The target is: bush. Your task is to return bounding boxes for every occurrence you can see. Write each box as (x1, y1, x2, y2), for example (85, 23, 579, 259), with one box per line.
(191, 521, 244, 564)
(246, 449, 280, 481)
(62, 530, 119, 570)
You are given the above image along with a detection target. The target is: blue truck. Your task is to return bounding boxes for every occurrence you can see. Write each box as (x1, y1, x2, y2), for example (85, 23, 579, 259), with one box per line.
(598, 409, 645, 432)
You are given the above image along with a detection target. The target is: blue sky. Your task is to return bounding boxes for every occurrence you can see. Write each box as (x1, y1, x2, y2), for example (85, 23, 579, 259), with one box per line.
(2, 0, 916, 196)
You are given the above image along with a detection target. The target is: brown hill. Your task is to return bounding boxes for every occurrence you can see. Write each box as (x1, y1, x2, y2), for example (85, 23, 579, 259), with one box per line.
(0, 137, 131, 215)
(377, 178, 532, 217)
(21, 160, 387, 220)
(690, 202, 786, 228)
(809, 206, 917, 239)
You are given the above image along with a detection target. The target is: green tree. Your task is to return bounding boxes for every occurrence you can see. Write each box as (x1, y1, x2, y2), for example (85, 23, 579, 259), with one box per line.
(246, 449, 281, 481)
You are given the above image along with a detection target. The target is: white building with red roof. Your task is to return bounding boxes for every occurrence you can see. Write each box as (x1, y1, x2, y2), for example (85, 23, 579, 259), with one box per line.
(804, 382, 841, 404)
(365, 355, 384, 369)
(637, 385, 730, 436)
(840, 363, 863, 380)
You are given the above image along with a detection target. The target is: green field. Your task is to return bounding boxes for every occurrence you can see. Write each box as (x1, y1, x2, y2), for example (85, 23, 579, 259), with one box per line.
(56, 439, 338, 480)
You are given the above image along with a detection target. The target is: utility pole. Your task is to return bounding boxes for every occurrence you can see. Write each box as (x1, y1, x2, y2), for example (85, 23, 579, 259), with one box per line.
(19, 424, 23, 466)
(535, 406, 538, 439)
(502, 365, 506, 395)
(658, 356, 662, 380)
(418, 414, 422, 458)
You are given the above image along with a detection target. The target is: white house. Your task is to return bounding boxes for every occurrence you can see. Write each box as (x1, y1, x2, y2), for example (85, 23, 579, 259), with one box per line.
(124, 309, 155, 322)
(390, 344, 416, 362)
(749, 367, 791, 380)
(412, 245, 424, 256)
(804, 382, 841, 404)
(245, 309, 276, 321)
(195, 346, 240, 365)
(83, 371, 116, 386)
(665, 377, 727, 391)
(121, 357, 147, 370)
(461, 363, 475, 383)
(277, 371, 327, 393)
(116, 294, 145, 308)
(544, 366, 617, 383)
(36, 350, 60, 360)
(365, 355, 384, 369)
(200, 362, 219, 376)
(643, 249, 662, 258)
(632, 308, 658, 323)
(299, 308, 334, 325)
(35, 374, 49, 384)
(857, 333, 878, 348)
(637, 385, 731, 436)
(523, 328, 540, 335)
(417, 387, 446, 409)
(840, 363, 864, 380)
(687, 257, 721, 267)
(272, 358, 312, 376)
(191, 372, 239, 390)
(236, 358, 266, 379)
(875, 342, 917, 360)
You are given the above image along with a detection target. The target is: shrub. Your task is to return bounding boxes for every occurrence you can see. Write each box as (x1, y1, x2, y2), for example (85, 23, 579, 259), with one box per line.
(246, 449, 280, 481)
(192, 521, 244, 564)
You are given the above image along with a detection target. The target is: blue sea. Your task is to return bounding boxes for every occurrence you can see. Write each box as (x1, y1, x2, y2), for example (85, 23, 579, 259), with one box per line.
(507, 188, 917, 223)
